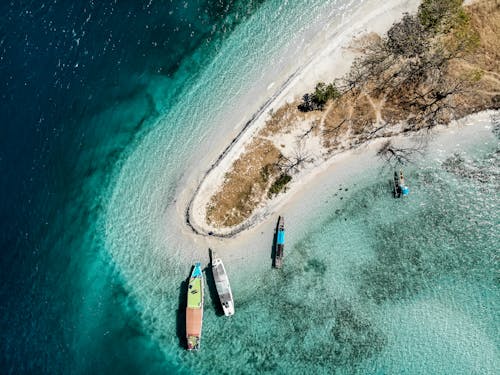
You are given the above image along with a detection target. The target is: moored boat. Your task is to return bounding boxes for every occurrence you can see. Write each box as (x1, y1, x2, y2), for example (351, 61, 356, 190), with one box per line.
(274, 216, 285, 268)
(399, 170, 409, 196)
(393, 171, 401, 198)
(186, 262, 204, 350)
(210, 249, 235, 316)
(393, 170, 409, 198)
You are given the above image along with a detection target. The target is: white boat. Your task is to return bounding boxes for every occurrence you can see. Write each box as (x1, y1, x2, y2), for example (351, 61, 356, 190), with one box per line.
(210, 249, 235, 316)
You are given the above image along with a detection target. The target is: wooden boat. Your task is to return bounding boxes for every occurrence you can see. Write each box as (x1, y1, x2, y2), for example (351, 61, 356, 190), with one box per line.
(393, 172, 401, 198)
(274, 216, 285, 268)
(210, 249, 235, 316)
(399, 170, 409, 196)
(399, 170, 405, 187)
(186, 262, 204, 350)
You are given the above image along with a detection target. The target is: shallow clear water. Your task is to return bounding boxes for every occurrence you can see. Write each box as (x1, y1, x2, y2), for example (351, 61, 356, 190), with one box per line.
(2, 0, 499, 374)
(1, 0, 273, 372)
(163, 141, 499, 374)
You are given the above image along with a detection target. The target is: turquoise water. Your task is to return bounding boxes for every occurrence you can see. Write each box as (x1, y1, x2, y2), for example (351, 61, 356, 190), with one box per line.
(1, 0, 277, 372)
(2, 0, 499, 373)
(99, 0, 499, 371)
(104, 114, 499, 374)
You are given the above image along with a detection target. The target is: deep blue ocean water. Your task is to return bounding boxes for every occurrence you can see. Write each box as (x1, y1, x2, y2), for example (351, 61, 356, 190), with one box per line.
(0, 1, 266, 373)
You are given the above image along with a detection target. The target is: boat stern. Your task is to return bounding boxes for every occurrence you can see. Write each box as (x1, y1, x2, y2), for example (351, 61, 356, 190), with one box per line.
(222, 301, 235, 316)
(187, 335, 200, 351)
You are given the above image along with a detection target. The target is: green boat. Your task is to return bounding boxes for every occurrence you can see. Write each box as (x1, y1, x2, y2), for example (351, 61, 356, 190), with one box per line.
(186, 262, 204, 350)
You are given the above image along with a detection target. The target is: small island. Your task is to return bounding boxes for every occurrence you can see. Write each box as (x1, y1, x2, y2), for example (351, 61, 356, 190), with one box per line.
(188, 0, 499, 236)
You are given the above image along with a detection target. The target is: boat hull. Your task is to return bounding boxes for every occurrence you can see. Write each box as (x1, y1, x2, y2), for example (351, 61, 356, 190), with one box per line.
(393, 172, 401, 198)
(186, 263, 204, 350)
(274, 216, 285, 268)
(212, 254, 235, 316)
(186, 308, 202, 350)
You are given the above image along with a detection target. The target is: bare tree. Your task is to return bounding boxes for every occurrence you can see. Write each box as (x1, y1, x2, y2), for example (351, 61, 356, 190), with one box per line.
(276, 141, 314, 174)
(339, 0, 478, 135)
(387, 13, 429, 58)
(377, 139, 425, 166)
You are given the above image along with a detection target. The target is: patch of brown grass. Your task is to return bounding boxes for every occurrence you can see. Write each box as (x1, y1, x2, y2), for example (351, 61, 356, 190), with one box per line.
(322, 94, 353, 149)
(466, 0, 500, 73)
(451, 0, 500, 114)
(205, 0, 499, 229)
(367, 0, 498, 130)
(380, 95, 409, 125)
(351, 93, 377, 134)
(321, 89, 378, 149)
(206, 138, 281, 227)
(259, 101, 305, 137)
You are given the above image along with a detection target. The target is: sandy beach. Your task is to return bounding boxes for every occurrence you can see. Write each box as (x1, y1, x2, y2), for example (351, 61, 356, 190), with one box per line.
(184, 0, 498, 240)
(165, 0, 500, 280)
(7, 0, 498, 371)
(176, 109, 498, 272)
(185, 0, 423, 237)
(169, 0, 499, 259)
(101, 0, 498, 370)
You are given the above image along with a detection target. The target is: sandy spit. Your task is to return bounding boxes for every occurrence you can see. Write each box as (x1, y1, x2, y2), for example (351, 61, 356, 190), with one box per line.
(185, 0, 422, 237)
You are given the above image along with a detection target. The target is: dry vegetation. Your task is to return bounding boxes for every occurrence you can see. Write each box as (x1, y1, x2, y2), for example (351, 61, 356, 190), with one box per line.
(206, 0, 500, 228)
(259, 101, 304, 137)
(206, 102, 315, 228)
(206, 138, 282, 227)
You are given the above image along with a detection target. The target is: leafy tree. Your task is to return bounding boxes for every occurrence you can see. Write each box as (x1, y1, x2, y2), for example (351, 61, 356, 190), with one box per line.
(299, 82, 341, 111)
(417, 0, 463, 32)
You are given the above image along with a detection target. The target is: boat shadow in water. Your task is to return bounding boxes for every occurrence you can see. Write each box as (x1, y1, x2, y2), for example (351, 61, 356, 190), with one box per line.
(176, 276, 189, 349)
(204, 263, 225, 317)
(271, 219, 279, 268)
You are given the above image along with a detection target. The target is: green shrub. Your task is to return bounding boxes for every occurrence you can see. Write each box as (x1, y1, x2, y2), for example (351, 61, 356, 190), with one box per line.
(417, 0, 463, 32)
(268, 174, 292, 197)
(312, 82, 341, 107)
(298, 82, 341, 111)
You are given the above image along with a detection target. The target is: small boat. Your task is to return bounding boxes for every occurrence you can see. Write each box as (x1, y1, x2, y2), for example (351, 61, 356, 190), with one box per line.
(393, 172, 401, 198)
(186, 262, 204, 351)
(210, 249, 235, 316)
(274, 216, 285, 268)
(399, 170, 409, 196)
(393, 170, 409, 198)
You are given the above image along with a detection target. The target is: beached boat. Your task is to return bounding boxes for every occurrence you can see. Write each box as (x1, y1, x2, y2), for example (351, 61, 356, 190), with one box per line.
(186, 262, 204, 351)
(210, 249, 235, 316)
(274, 216, 285, 268)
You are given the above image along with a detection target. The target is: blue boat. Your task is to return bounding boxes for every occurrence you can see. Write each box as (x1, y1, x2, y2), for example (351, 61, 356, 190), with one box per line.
(393, 170, 409, 198)
(399, 170, 409, 197)
(274, 216, 285, 268)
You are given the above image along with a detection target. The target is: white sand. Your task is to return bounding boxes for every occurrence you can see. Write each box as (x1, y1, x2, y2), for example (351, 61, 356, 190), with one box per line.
(183, 0, 495, 240)
(186, 0, 421, 237)
(174, 110, 497, 273)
